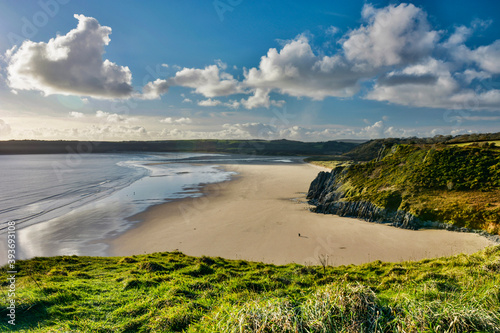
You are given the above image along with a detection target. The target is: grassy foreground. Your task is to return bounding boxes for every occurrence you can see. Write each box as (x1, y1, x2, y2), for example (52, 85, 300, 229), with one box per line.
(2, 246, 500, 332)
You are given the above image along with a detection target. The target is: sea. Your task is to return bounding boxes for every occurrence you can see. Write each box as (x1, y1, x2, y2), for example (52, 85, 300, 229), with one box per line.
(0, 152, 298, 263)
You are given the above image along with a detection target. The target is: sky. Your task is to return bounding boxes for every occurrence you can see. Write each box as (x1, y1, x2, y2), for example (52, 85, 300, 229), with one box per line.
(0, 0, 499, 142)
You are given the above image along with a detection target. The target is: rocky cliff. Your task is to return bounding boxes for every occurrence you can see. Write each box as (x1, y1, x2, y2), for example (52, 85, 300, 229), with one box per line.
(307, 167, 422, 230)
(307, 166, 500, 244)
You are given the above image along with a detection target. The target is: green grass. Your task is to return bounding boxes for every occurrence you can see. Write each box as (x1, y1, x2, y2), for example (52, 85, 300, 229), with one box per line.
(450, 140, 500, 147)
(3, 247, 500, 332)
(305, 157, 350, 170)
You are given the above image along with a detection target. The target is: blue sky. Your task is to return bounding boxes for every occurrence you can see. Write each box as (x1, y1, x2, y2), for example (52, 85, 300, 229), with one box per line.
(0, 0, 499, 141)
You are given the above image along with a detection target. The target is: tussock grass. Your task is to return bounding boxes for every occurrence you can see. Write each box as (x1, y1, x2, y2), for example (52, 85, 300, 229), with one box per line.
(2, 246, 500, 332)
(200, 284, 390, 332)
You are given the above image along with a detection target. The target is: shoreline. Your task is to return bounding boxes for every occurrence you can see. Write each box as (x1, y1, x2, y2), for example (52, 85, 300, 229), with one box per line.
(109, 162, 494, 266)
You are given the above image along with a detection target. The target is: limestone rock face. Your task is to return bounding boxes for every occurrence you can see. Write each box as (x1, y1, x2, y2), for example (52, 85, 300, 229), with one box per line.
(307, 167, 431, 230)
(307, 166, 500, 245)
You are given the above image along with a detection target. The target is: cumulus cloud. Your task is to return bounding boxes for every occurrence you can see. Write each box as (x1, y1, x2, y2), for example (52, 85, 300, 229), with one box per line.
(69, 111, 84, 118)
(156, 120, 440, 142)
(0, 119, 12, 137)
(6, 4, 500, 112)
(6, 14, 134, 99)
(222, 122, 277, 138)
(164, 3, 500, 111)
(171, 64, 242, 97)
(168, 3, 440, 104)
(4, 14, 170, 101)
(160, 117, 192, 125)
(95, 110, 133, 123)
(89, 125, 147, 139)
(238, 3, 441, 103)
(243, 36, 362, 100)
(141, 79, 169, 100)
(223, 100, 240, 109)
(366, 58, 500, 110)
(343, 3, 438, 69)
(361, 10, 500, 110)
(159, 123, 278, 140)
(469, 41, 500, 74)
(240, 88, 285, 109)
(198, 98, 222, 107)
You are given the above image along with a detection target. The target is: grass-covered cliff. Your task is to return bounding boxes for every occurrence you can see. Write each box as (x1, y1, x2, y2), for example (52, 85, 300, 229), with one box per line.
(3, 247, 500, 332)
(341, 131, 500, 161)
(308, 144, 500, 234)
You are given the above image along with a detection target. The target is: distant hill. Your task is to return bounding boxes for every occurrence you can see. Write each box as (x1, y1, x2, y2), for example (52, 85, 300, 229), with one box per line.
(344, 132, 500, 161)
(0, 139, 357, 156)
(2, 132, 499, 158)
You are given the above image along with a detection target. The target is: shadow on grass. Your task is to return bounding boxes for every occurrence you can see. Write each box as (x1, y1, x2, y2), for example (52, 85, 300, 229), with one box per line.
(0, 301, 50, 331)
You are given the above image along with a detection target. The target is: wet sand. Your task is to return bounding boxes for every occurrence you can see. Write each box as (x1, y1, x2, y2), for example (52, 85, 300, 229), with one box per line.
(110, 162, 494, 266)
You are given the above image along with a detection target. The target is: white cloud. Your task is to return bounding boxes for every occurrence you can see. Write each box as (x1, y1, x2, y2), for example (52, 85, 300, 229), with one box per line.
(243, 36, 362, 100)
(175, 117, 192, 124)
(89, 125, 148, 139)
(459, 70, 492, 84)
(445, 28, 500, 75)
(0, 119, 12, 137)
(69, 111, 84, 118)
(443, 25, 472, 47)
(171, 65, 242, 97)
(6, 14, 134, 99)
(141, 79, 169, 100)
(15, 124, 149, 141)
(358, 121, 404, 139)
(469, 40, 500, 74)
(198, 98, 222, 107)
(95, 110, 133, 123)
(240, 88, 285, 109)
(5, 4, 500, 114)
(198, 97, 240, 109)
(167, 4, 443, 106)
(223, 100, 240, 109)
(160, 117, 192, 125)
(164, 3, 500, 111)
(222, 122, 277, 138)
(159, 117, 173, 124)
(4, 14, 169, 101)
(326, 26, 339, 36)
(215, 59, 227, 70)
(156, 120, 429, 141)
(343, 3, 438, 69)
(366, 58, 500, 110)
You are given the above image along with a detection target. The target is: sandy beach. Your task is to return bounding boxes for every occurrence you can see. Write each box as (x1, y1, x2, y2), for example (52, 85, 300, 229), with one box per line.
(110, 162, 494, 266)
